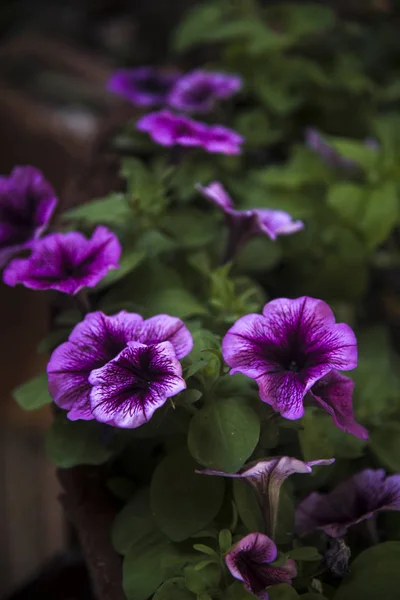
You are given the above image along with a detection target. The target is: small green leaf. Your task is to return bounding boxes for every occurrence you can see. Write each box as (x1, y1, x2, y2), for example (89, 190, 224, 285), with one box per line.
(184, 563, 221, 594)
(153, 579, 195, 600)
(370, 422, 400, 472)
(193, 544, 219, 558)
(219, 529, 232, 553)
(150, 451, 225, 542)
(232, 480, 263, 532)
(334, 542, 400, 600)
(223, 581, 255, 600)
(268, 584, 300, 599)
(188, 397, 260, 473)
(172, 3, 225, 52)
(330, 138, 378, 171)
(62, 193, 131, 227)
(287, 547, 322, 562)
(112, 487, 157, 555)
(13, 373, 52, 410)
(46, 414, 115, 467)
(161, 209, 218, 248)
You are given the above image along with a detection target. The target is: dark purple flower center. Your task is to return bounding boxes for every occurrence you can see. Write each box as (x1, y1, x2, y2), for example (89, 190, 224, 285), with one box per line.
(0, 190, 38, 245)
(137, 75, 171, 95)
(185, 82, 214, 105)
(236, 553, 270, 594)
(173, 121, 198, 138)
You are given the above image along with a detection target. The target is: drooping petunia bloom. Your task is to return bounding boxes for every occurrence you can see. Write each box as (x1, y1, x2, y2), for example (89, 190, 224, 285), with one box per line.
(225, 532, 297, 599)
(296, 468, 400, 538)
(47, 311, 193, 421)
(3, 226, 121, 294)
(88, 341, 186, 428)
(136, 110, 244, 155)
(168, 70, 242, 113)
(308, 371, 369, 440)
(107, 67, 179, 107)
(0, 166, 57, 268)
(222, 296, 358, 422)
(197, 182, 303, 261)
(198, 456, 334, 538)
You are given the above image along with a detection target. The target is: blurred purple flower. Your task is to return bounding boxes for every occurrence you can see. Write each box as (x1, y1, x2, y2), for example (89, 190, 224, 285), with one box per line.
(296, 469, 400, 538)
(107, 67, 179, 107)
(88, 341, 186, 428)
(3, 226, 121, 294)
(309, 371, 369, 440)
(136, 110, 244, 154)
(47, 311, 193, 421)
(198, 456, 334, 537)
(197, 182, 303, 261)
(222, 297, 358, 421)
(168, 70, 242, 113)
(225, 533, 297, 599)
(305, 127, 379, 169)
(0, 166, 57, 268)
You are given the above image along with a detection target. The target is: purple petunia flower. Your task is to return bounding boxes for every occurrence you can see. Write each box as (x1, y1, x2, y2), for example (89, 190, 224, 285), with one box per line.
(296, 468, 400, 538)
(0, 166, 57, 268)
(222, 297, 358, 423)
(168, 70, 242, 113)
(225, 533, 297, 599)
(198, 456, 334, 538)
(136, 110, 244, 155)
(107, 67, 179, 107)
(197, 182, 303, 262)
(88, 341, 186, 428)
(309, 371, 369, 440)
(3, 226, 121, 295)
(47, 311, 193, 421)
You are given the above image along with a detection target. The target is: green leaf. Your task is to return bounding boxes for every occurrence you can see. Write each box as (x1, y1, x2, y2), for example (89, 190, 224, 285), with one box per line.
(268, 3, 335, 39)
(236, 237, 282, 273)
(107, 477, 136, 501)
(123, 531, 173, 600)
(188, 397, 260, 473)
(46, 414, 115, 467)
(218, 529, 232, 553)
(268, 584, 300, 599)
(370, 422, 400, 472)
(334, 542, 400, 600)
(121, 157, 166, 214)
(362, 182, 398, 249)
(232, 480, 263, 532)
(330, 138, 378, 171)
(96, 248, 145, 289)
(61, 193, 131, 227)
(135, 230, 178, 257)
(193, 544, 219, 558)
(153, 578, 195, 600)
(150, 451, 225, 542)
(184, 563, 221, 594)
(259, 147, 332, 189)
(287, 547, 322, 562)
(300, 595, 329, 600)
(223, 581, 256, 600)
(161, 209, 218, 248)
(235, 110, 280, 146)
(112, 487, 157, 555)
(327, 183, 365, 230)
(172, 3, 225, 52)
(13, 373, 52, 410)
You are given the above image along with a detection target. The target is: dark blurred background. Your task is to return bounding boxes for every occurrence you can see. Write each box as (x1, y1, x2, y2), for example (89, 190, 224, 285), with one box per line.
(0, 0, 392, 598)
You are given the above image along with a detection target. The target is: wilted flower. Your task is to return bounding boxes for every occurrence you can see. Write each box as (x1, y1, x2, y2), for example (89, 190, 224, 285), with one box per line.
(197, 182, 303, 261)
(296, 468, 400, 538)
(309, 371, 369, 440)
(225, 533, 297, 599)
(324, 538, 351, 577)
(3, 226, 121, 294)
(107, 67, 178, 107)
(222, 296, 358, 421)
(89, 341, 186, 428)
(198, 456, 334, 537)
(47, 311, 193, 421)
(136, 110, 244, 155)
(168, 70, 242, 113)
(0, 166, 57, 268)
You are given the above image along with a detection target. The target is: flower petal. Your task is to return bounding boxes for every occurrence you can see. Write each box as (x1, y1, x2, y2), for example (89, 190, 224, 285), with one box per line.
(137, 314, 193, 359)
(196, 181, 235, 211)
(256, 371, 306, 419)
(253, 210, 304, 240)
(310, 370, 369, 440)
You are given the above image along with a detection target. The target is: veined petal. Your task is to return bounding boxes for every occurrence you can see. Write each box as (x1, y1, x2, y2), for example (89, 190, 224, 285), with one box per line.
(137, 314, 193, 358)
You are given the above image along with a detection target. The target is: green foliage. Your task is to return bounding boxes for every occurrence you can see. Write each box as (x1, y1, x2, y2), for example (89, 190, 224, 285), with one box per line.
(370, 422, 400, 472)
(112, 487, 156, 554)
(188, 397, 260, 472)
(61, 193, 131, 227)
(46, 414, 117, 467)
(13, 373, 52, 410)
(268, 584, 300, 599)
(334, 543, 400, 600)
(150, 451, 225, 542)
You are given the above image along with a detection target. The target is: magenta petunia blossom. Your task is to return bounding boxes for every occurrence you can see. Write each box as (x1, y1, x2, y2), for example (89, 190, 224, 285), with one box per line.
(222, 297, 358, 422)
(107, 67, 179, 107)
(225, 533, 297, 599)
(168, 70, 242, 113)
(89, 341, 186, 428)
(296, 469, 400, 538)
(136, 110, 244, 155)
(198, 182, 303, 260)
(47, 311, 193, 421)
(198, 456, 334, 538)
(0, 166, 57, 268)
(309, 371, 369, 440)
(3, 226, 121, 294)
